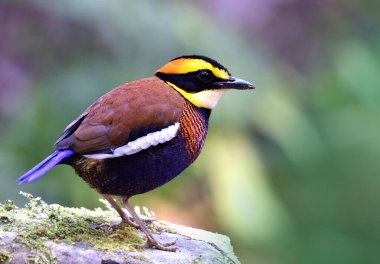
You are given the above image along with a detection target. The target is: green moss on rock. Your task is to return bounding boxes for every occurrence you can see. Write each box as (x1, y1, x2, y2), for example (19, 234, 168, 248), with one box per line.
(0, 192, 143, 256)
(0, 192, 240, 263)
(0, 251, 11, 263)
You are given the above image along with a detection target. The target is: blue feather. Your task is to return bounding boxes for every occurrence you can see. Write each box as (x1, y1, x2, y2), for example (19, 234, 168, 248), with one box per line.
(18, 149, 74, 184)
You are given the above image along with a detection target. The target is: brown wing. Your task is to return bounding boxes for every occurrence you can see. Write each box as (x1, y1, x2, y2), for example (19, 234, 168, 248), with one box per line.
(55, 76, 185, 154)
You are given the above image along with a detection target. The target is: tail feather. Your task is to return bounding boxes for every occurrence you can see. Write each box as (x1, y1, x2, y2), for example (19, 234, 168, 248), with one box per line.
(18, 149, 74, 184)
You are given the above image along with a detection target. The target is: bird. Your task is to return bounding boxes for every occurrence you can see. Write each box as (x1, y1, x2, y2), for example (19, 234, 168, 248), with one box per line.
(18, 55, 255, 251)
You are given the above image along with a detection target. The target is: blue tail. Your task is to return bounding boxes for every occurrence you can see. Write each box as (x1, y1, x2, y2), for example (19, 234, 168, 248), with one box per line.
(18, 149, 74, 184)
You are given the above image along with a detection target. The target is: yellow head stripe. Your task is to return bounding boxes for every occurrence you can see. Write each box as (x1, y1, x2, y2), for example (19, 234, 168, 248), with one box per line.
(157, 58, 230, 80)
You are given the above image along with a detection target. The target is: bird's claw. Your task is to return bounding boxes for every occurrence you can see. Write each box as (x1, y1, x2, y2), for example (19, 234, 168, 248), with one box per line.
(101, 217, 139, 233)
(141, 216, 156, 224)
(133, 238, 177, 252)
(121, 216, 140, 229)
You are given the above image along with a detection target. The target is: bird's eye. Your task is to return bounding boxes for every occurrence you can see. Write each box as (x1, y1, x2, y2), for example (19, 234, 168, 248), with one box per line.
(198, 70, 213, 83)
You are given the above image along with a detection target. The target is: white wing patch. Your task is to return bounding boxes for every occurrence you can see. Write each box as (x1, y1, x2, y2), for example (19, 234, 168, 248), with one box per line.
(84, 122, 180, 159)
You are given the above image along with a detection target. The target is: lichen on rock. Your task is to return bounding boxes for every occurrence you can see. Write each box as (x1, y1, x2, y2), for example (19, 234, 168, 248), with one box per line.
(0, 192, 240, 264)
(1, 192, 142, 251)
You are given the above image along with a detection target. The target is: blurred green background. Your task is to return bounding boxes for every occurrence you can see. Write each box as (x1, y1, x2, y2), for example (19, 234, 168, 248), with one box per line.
(1, 0, 380, 263)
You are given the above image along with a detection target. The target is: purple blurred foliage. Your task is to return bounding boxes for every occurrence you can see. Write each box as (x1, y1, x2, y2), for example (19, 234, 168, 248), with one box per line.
(202, 0, 350, 73)
(0, 1, 113, 122)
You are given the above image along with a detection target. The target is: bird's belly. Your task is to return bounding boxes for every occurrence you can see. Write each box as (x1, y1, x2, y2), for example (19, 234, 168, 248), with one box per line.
(72, 136, 193, 197)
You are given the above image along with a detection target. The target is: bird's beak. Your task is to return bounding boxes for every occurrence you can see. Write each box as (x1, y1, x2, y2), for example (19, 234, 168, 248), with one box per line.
(213, 77, 255, 90)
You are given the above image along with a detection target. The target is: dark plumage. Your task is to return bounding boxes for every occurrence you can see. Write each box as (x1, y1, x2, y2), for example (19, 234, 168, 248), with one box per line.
(19, 55, 254, 251)
(71, 100, 209, 196)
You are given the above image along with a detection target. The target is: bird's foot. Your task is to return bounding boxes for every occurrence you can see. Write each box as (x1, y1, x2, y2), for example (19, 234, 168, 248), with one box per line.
(102, 216, 139, 232)
(134, 238, 177, 252)
(140, 216, 156, 224)
(99, 222, 121, 233)
(119, 197, 177, 251)
(105, 216, 155, 233)
(120, 215, 140, 229)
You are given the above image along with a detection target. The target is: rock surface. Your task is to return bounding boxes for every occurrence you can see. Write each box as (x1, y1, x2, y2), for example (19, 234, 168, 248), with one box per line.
(0, 193, 239, 264)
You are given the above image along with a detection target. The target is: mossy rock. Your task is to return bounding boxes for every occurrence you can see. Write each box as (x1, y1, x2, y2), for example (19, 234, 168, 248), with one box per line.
(0, 192, 240, 264)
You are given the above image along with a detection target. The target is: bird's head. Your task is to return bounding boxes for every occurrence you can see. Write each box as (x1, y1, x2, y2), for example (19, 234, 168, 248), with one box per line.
(156, 55, 255, 109)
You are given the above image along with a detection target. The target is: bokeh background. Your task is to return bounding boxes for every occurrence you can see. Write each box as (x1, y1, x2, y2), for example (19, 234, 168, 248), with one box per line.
(1, 0, 380, 263)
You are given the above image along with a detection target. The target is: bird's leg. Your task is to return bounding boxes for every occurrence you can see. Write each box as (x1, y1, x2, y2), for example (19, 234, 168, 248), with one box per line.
(127, 201, 156, 224)
(120, 196, 177, 251)
(102, 194, 139, 229)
